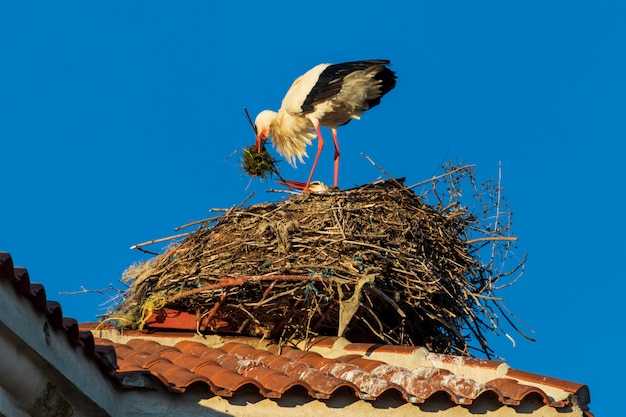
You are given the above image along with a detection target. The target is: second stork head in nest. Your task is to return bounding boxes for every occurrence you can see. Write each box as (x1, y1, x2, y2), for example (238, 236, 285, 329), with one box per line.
(255, 60, 397, 192)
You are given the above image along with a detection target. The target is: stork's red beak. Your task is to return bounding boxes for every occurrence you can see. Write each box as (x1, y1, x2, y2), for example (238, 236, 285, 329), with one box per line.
(256, 134, 267, 153)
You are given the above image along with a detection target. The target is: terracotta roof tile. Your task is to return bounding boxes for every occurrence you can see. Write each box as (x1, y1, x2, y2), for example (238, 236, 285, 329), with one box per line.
(306, 335, 342, 349)
(485, 378, 551, 406)
(506, 368, 588, 394)
(147, 360, 212, 392)
(344, 358, 454, 402)
(255, 352, 357, 398)
(506, 368, 591, 408)
(427, 351, 503, 370)
(343, 342, 425, 355)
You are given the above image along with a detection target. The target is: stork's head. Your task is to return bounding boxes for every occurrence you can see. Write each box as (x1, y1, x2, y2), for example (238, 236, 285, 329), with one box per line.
(254, 110, 277, 152)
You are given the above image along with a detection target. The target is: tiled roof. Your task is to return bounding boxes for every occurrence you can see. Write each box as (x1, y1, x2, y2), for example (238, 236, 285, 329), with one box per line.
(83, 326, 591, 414)
(0, 252, 111, 365)
(1, 251, 593, 416)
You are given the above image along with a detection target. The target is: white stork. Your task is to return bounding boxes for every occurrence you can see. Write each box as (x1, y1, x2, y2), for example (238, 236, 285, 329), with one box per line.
(255, 60, 396, 191)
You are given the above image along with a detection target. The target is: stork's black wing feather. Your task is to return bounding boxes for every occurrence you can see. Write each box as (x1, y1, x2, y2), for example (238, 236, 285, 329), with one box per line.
(301, 60, 396, 113)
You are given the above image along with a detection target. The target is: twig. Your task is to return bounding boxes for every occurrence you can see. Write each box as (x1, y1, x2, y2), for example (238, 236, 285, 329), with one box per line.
(244, 107, 256, 133)
(60, 284, 122, 296)
(167, 275, 325, 304)
(236, 192, 255, 210)
(369, 286, 406, 318)
(243, 287, 299, 307)
(130, 233, 190, 250)
(493, 254, 527, 289)
(465, 236, 518, 245)
(134, 246, 160, 256)
(332, 203, 347, 240)
(266, 188, 301, 195)
(360, 152, 407, 190)
(407, 164, 476, 189)
(174, 216, 222, 231)
(343, 240, 400, 255)
(213, 192, 255, 228)
(356, 307, 392, 344)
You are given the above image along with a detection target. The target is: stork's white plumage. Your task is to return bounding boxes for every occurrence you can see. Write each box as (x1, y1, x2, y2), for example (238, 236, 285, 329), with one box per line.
(255, 60, 396, 191)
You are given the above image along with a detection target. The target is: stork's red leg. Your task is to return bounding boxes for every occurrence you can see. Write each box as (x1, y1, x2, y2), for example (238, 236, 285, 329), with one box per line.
(331, 128, 340, 187)
(305, 124, 325, 192)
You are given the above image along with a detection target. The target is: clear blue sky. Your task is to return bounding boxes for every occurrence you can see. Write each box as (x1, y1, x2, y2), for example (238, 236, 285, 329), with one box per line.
(1, 2, 622, 414)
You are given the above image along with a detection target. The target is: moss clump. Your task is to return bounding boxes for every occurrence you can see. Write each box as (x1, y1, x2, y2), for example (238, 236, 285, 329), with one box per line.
(242, 145, 279, 180)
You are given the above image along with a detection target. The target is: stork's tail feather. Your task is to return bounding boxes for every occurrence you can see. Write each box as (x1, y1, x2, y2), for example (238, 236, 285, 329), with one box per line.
(367, 64, 397, 109)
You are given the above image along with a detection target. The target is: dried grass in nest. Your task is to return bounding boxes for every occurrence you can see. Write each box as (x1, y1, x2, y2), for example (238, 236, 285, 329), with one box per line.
(109, 163, 528, 357)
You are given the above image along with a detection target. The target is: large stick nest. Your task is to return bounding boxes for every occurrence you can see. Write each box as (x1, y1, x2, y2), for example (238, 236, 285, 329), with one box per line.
(110, 164, 528, 357)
